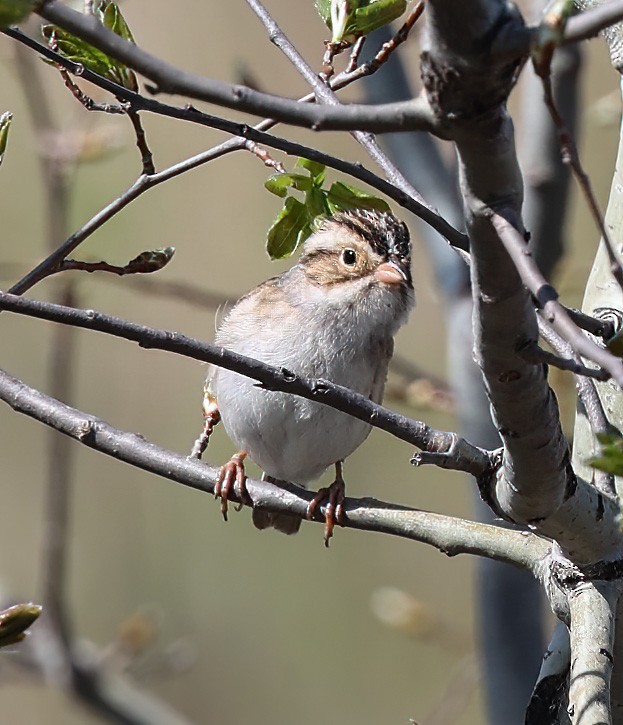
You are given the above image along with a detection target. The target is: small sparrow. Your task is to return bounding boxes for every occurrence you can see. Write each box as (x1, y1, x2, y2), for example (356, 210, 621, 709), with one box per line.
(194, 208, 414, 544)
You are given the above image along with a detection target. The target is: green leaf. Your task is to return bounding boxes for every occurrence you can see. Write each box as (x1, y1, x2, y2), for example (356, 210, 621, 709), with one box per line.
(43, 1, 138, 91)
(351, 0, 407, 36)
(43, 25, 115, 77)
(589, 433, 623, 476)
(101, 0, 134, 42)
(266, 197, 310, 260)
(0, 0, 35, 28)
(264, 172, 313, 197)
(326, 181, 391, 213)
(306, 187, 330, 219)
(297, 157, 326, 185)
(315, 0, 406, 42)
(0, 111, 12, 167)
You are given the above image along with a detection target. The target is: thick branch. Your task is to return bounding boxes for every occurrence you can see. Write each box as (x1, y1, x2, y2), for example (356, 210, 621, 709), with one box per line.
(568, 582, 618, 725)
(0, 291, 490, 476)
(0, 367, 547, 569)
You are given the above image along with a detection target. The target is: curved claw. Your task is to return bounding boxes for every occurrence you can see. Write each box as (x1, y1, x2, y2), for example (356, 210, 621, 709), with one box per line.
(215, 451, 249, 521)
(306, 462, 346, 547)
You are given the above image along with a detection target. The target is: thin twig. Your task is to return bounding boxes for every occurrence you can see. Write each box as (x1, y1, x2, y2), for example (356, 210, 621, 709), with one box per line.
(243, 141, 286, 172)
(534, 53, 623, 289)
(244, 0, 440, 252)
(361, 2, 425, 76)
(345, 36, 366, 73)
(0, 290, 492, 476)
(565, 306, 615, 339)
(537, 317, 616, 496)
(127, 111, 155, 175)
(517, 339, 610, 380)
(491, 212, 623, 386)
(58, 66, 125, 113)
(59, 247, 174, 276)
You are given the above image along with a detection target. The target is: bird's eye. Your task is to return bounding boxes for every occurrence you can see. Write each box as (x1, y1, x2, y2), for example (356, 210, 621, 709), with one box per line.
(342, 249, 357, 266)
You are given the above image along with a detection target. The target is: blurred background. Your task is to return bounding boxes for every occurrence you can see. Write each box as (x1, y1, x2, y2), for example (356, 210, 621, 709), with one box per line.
(0, 1, 620, 722)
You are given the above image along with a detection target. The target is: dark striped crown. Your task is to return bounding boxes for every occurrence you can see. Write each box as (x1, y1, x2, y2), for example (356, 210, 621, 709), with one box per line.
(318, 208, 410, 261)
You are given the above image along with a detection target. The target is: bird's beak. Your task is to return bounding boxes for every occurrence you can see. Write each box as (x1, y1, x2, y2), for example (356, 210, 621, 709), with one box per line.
(375, 261, 409, 286)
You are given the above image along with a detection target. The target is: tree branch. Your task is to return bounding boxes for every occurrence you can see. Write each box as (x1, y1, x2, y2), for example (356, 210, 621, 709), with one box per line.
(492, 212, 623, 386)
(244, 0, 450, 262)
(568, 581, 618, 725)
(33, 0, 435, 133)
(0, 366, 548, 570)
(2, 26, 467, 298)
(0, 290, 491, 476)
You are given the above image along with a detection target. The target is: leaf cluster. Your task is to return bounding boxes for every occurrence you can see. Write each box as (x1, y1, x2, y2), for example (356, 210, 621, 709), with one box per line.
(264, 158, 390, 259)
(43, 0, 138, 91)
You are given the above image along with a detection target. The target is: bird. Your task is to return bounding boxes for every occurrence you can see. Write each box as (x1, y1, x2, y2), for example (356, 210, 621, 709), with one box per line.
(193, 208, 414, 544)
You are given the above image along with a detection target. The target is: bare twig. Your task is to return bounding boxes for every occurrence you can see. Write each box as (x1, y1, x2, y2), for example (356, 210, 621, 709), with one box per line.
(243, 141, 286, 172)
(59, 247, 174, 276)
(361, 2, 425, 76)
(345, 36, 366, 73)
(0, 290, 492, 475)
(491, 212, 623, 386)
(127, 111, 155, 175)
(517, 338, 610, 380)
(537, 317, 617, 496)
(534, 56, 623, 290)
(0, 366, 549, 570)
(492, 0, 623, 59)
(57, 66, 125, 113)
(565, 306, 615, 338)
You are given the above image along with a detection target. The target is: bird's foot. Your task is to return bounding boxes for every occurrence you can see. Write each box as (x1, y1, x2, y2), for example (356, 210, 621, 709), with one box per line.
(306, 464, 346, 547)
(189, 390, 220, 460)
(215, 451, 249, 521)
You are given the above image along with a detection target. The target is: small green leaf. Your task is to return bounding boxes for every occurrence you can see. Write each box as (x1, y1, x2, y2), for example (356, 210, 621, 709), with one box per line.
(326, 181, 391, 213)
(306, 187, 330, 219)
(264, 173, 313, 197)
(101, 0, 134, 42)
(589, 433, 623, 477)
(266, 197, 310, 259)
(43, 26, 115, 77)
(315, 0, 407, 42)
(351, 0, 407, 37)
(0, 0, 35, 28)
(264, 174, 292, 198)
(297, 157, 326, 185)
(0, 111, 12, 167)
(43, 1, 138, 91)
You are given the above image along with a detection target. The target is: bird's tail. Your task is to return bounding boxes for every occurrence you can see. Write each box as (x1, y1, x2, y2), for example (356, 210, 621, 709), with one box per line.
(252, 475, 303, 535)
(252, 509, 302, 535)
